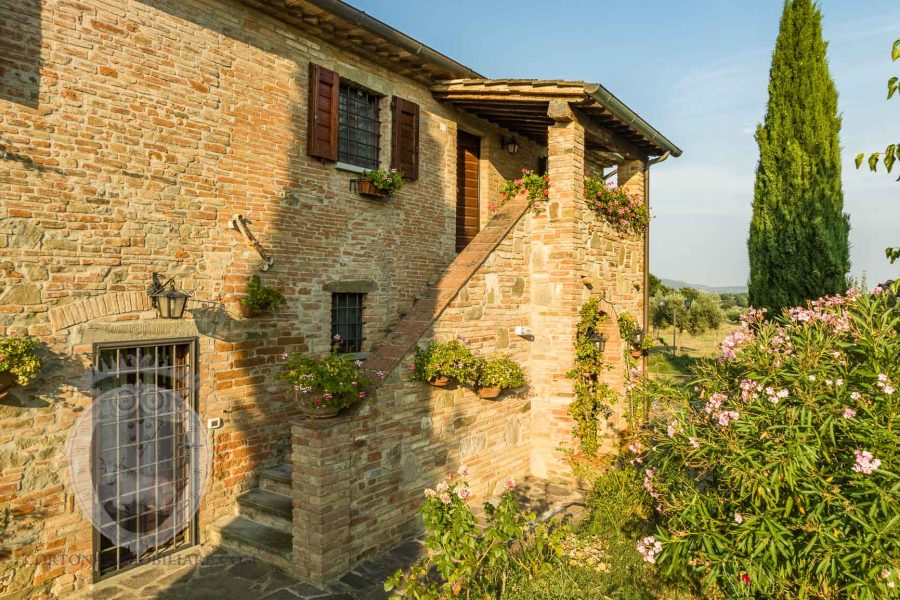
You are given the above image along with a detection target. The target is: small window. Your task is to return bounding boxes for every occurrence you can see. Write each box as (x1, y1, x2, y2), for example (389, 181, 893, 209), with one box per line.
(331, 293, 365, 353)
(338, 82, 380, 170)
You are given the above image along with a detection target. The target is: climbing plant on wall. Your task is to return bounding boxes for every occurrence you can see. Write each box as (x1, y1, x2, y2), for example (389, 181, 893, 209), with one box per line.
(491, 168, 549, 213)
(566, 297, 618, 456)
(584, 173, 649, 234)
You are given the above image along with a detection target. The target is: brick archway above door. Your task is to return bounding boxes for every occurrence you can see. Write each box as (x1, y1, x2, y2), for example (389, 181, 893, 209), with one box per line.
(48, 291, 152, 332)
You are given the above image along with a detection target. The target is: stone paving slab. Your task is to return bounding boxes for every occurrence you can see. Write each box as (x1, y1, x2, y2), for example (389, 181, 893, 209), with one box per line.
(73, 541, 423, 600)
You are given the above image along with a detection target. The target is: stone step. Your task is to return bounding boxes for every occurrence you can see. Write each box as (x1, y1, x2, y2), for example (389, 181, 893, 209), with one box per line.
(258, 464, 291, 496)
(237, 489, 292, 533)
(209, 515, 293, 573)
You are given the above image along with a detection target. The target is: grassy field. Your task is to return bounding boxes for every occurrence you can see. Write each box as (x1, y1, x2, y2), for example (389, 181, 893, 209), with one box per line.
(647, 323, 740, 379)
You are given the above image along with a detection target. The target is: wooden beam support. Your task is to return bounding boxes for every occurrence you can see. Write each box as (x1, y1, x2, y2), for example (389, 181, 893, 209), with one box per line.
(576, 111, 646, 161)
(547, 100, 575, 123)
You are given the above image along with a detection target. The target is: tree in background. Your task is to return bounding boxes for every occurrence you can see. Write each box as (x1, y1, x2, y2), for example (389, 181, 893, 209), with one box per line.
(748, 0, 850, 312)
(648, 273, 670, 297)
(683, 291, 724, 335)
(854, 39, 899, 263)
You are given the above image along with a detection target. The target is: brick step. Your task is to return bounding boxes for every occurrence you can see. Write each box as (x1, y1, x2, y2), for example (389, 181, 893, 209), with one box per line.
(236, 489, 292, 533)
(208, 515, 293, 572)
(258, 464, 291, 496)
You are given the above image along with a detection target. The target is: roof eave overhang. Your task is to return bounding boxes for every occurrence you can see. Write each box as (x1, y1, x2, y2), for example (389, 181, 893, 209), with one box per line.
(236, 0, 482, 84)
(432, 79, 682, 160)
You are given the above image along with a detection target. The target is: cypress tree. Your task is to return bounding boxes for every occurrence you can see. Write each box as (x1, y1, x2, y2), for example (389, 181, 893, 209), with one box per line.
(748, 0, 850, 313)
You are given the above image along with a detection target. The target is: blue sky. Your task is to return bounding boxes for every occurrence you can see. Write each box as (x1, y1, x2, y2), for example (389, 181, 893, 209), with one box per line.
(352, 0, 900, 287)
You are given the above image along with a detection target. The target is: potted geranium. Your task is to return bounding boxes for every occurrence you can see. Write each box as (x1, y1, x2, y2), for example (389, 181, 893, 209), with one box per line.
(239, 275, 286, 318)
(357, 168, 404, 198)
(475, 355, 526, 399)
(278, 343, 372, 418)
(0, 334, 42, 398)
(411, 340, 478, 388)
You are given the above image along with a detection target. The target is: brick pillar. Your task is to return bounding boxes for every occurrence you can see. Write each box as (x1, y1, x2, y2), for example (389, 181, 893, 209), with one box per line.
(291, 419, 353, 584)
(616, 160, 647, 328)
(528, 102, 586, 479)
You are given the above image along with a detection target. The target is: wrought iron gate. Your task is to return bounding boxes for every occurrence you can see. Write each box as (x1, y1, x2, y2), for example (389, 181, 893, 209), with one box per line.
(91, 339, 200, 579)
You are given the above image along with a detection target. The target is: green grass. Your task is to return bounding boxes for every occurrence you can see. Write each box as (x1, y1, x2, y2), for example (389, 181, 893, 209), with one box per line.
(506, 468, 699, 600)
(647, 324, 740, 380)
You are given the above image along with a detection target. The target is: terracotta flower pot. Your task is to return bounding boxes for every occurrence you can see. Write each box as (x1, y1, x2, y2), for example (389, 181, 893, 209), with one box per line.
(296, 391, 342, 419)
(429, 376, 450, 388)
(477, 386, 502, 399)
(298, 403, 341, 419)
(630, 350, 642, 358)
(238, 303, 255, 319)
(0, 372, 16, 399)
(356, 178, 389, 199)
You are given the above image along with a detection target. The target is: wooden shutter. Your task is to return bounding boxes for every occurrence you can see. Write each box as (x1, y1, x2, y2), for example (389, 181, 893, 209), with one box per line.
(391, 96, 419, 180)
(307, 63, 339, 161)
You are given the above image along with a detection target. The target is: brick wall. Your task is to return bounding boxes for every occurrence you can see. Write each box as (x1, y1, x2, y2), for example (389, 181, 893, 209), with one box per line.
(0, 0, 545, 596)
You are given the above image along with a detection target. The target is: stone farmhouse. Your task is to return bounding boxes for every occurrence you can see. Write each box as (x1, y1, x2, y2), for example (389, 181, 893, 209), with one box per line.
(0, 0, 680, 596)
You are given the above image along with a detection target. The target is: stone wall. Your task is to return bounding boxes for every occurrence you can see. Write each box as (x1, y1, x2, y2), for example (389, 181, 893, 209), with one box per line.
(0, 0, 544, 596)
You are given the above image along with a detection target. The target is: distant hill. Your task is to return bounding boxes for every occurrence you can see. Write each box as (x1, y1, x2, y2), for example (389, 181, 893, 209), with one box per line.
(660, 278, 748, 295)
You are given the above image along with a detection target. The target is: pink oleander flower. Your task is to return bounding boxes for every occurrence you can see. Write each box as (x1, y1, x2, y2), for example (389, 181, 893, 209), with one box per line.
(636, 536, 663, 564)
(628, 442, 645, 454)
(438, 492, 452, 505)
(850, 391, 861, 401)
(375, 370, 386, 379)
(704, 392, 726, 414)
(333, 333, 342, 342)
(436, 480, 449, 493)
(716, 410, 740, 427)
(323, 393, 333, 400)
(853, 449, 881, 474)
(504, 478, 517, 491)
(358, 391, 367, 399)
(666, 421, 678, 438)
(281, 352, 288, 360)
(688, 437, 700, 449)
(455, 485, 472, 501)
(457, 465, 469, 477)
(734, 512, 743, 524)
(843, 407, 856, 419)
(424, 488, 436, 498)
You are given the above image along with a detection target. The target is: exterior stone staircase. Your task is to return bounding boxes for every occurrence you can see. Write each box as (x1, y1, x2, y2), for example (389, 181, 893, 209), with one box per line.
(208, 464, 294, 573)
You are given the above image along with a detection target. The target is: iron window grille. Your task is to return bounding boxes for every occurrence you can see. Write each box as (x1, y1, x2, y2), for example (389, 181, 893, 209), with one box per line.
(338, 82, 381, 170)
(331, 293, 365, 353)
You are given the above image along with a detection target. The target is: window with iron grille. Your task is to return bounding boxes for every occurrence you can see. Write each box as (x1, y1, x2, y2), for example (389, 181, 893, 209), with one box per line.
(338, 82, 380, 170)
(331, 293, 365, 353)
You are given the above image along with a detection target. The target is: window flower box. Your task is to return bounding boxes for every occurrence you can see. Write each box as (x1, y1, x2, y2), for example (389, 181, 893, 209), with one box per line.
(354, 178, 390, 199)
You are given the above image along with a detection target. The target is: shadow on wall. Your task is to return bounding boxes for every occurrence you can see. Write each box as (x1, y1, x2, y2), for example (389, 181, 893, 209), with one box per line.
(139, 0, 453, 529)
(0, 0, 41, 108)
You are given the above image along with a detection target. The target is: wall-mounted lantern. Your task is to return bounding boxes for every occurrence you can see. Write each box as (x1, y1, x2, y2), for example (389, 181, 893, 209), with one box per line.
(631, 326, 645, 348)
(588, 330, 607, 353)
(147, 272, 191, 319)
(502, 136, 519, 155)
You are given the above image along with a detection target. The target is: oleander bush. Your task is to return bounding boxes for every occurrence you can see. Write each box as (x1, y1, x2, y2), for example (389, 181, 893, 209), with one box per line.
(635, 284, 900, 599)
(385, 468, 566, 599)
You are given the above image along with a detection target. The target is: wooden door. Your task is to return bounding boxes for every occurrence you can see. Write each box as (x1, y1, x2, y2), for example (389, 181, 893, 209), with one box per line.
(456, 131, 480, 252)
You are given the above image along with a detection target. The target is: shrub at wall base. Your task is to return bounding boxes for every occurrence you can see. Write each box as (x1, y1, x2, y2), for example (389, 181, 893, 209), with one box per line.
(635, 284, 900, 599)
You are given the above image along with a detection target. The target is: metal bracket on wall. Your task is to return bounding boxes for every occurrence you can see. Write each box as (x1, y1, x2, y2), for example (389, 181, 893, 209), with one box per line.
(229, 214, 274, 271)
